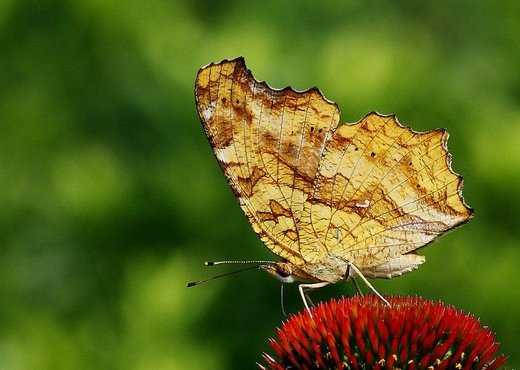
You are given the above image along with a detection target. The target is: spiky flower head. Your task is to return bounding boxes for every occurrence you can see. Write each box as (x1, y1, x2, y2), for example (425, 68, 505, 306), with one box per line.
(260, 296, 506, 370)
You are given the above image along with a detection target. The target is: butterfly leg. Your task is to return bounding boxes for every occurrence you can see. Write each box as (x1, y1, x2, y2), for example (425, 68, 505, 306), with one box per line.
(352, 278, 363, 296)
(346, 263, 363, 295)
(304, 291, 315, 307)
(280, 284, 287, 317)
(348, 262, 390, 306)
(298, 282, 329, 315)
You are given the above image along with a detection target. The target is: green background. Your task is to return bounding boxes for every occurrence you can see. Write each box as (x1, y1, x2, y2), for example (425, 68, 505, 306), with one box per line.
(1, 0, 519, 369)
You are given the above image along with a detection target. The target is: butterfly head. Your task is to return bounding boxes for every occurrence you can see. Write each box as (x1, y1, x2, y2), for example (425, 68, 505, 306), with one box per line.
(260, 262, 296, 284)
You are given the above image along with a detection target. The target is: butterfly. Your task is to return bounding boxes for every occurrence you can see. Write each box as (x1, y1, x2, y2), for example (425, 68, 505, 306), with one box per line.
(189, 57, 472, 311)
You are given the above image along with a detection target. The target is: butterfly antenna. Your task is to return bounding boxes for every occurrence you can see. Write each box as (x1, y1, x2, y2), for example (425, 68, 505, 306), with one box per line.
(204, 260, 275, 266)
(186, 265, 259, 288)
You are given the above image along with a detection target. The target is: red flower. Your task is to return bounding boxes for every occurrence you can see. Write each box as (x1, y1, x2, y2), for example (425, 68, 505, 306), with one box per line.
(260, 296, 506, 370)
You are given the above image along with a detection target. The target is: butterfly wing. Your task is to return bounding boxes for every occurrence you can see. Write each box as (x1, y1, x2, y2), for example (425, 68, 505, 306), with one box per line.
(195, 58, 340, 266)
(195, 58, 472, 272)
(307, 113, 473, 268)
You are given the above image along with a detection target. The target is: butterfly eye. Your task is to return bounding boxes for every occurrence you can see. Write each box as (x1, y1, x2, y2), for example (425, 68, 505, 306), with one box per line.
(276, 268, 291, 278)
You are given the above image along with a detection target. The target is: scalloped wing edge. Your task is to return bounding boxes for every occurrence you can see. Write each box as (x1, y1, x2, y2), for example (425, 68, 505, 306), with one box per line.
(194, 57, 473, 255)
(195, 56, 340, 114)
(348, 111, 474, 221)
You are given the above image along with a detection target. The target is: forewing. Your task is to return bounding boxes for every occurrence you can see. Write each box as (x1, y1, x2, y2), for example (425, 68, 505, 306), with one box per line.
(195, 58, 340, 265)
(307, 113, 473, 267)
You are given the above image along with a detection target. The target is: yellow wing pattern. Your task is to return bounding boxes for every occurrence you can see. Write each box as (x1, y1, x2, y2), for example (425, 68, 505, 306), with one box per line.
(305, 113, 472, 268)
(195, 57, 472, 275)
(195, 58, 340, 266)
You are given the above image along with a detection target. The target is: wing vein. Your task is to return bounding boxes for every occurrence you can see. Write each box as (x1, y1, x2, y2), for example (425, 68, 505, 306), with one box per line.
(344, 134, 443, 241)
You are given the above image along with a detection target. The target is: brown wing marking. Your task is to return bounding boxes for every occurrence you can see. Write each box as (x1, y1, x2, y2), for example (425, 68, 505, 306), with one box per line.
(195, 58, 340, 265)
(307, 113, 473, 268)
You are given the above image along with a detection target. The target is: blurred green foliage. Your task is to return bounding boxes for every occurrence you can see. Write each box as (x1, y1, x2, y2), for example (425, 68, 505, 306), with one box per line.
(0, 0, 519, 369)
